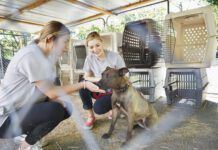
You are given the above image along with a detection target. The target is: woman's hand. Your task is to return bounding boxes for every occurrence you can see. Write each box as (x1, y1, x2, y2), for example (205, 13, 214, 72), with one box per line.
(84, 81, 105, 93)
(84, 72, 101, 83)
(84, 76, 101, 83)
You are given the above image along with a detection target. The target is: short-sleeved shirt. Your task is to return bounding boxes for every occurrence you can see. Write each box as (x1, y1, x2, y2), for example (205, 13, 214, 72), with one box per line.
(83, 50, 126, 77)
(0, 44, 56, 127)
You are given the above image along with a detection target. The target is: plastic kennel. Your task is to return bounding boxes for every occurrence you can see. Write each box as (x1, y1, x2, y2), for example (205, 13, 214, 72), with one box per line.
(122, 19, 162, 68)
(122, 19, 163, 102)
(164, 68, 208, 107)
(128, 69, 155, 102)
(163, 6, 217, 68)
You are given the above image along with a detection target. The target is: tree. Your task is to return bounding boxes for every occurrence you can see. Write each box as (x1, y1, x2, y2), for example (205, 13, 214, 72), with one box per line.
(206, 0, 218, 6)
(204, 0, 218, 30)
(204, 0, 218, 52)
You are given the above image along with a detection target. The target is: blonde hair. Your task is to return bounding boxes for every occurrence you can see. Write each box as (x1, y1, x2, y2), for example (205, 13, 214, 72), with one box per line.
(35, 21, 70, 43)
(86, 31, 102, 46)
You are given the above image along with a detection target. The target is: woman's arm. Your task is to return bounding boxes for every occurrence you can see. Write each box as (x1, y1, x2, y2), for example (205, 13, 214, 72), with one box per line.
(83, 71, 101, 83)
(33, 80, 105, 100)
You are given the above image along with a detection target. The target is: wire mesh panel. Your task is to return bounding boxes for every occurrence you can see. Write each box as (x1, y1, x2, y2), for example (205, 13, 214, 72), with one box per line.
(0, 47, 4, 79)
(164, 68, 208, 107)
(0, 46, 10, 79)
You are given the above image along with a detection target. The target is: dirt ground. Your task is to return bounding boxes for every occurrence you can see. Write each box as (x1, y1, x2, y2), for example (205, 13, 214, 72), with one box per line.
(0, 93, 217, 150)
(39, 94, 218, 150)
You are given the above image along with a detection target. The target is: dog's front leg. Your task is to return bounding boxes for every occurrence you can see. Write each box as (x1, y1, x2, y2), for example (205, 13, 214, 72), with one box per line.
(126, 115, 134, 142)
(102, 106, 120, 139)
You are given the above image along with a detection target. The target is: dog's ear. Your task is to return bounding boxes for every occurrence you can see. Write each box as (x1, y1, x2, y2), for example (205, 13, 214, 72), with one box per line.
(106, 66, 111, 70)
(118, 67, 129, 76)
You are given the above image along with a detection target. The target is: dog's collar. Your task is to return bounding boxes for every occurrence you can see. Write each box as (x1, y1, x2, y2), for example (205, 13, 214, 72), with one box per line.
(115, 83, 129, 93)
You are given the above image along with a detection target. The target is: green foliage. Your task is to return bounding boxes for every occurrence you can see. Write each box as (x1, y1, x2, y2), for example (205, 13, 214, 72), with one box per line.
(0, 29, 31, 59)
(203, 0, 218, 32)
(206, 0, 218, 6)
(74, 25, 103, 40)
(72, 6, 167, 40)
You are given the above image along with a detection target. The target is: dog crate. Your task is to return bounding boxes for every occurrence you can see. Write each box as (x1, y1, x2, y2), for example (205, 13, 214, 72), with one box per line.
(129, 68, 164, 102)
(74, 45, 87, 70)
(122, 19, 162, 68)
(163, 6, 217, 68)
(71, 40, 86, 83)
(164, 68, 208, 107)
(129, 69, 155, 102)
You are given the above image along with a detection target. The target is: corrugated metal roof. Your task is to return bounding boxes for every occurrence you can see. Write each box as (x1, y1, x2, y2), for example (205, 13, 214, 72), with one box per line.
(79, 0, 139, 10)
(0, 0, 165, 33)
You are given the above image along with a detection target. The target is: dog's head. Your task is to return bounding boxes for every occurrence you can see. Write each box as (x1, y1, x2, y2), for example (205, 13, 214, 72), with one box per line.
(98, 67, 129, 90)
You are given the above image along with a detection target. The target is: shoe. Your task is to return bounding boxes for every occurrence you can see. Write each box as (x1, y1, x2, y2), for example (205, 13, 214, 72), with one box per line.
(18, 140, 43, 150)
(83, 115, 96, 130)
(14, 134, 27, 144)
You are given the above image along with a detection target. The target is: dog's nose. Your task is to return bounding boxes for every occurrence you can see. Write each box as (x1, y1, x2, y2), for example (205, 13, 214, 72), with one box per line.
(96, 81, 101, 87)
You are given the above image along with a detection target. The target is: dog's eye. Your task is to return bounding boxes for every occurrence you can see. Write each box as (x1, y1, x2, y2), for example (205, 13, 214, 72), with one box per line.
(104, 73, 110, 78)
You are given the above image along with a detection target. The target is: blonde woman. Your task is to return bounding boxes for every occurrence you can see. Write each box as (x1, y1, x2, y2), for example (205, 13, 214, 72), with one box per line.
(79, 32, 125, 129)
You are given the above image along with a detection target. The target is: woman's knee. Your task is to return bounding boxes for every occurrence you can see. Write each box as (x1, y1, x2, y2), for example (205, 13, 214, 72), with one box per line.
(63, 101, 73, 117)
(93, 103, 103, 115)
(79, 88, 88, 97)
(93, 96, 112, 115)
(48, 102, 66, 120)
(93, 102, 111, 115)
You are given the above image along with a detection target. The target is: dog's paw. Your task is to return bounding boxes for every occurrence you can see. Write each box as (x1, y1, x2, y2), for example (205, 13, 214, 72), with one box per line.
(102, 133, 110, 139)
(121, 141, 128, 147)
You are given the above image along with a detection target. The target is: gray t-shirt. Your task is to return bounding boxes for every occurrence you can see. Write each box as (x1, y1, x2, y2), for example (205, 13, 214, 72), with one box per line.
(83, 50, 126, 77)
(0, 44, 56, 127)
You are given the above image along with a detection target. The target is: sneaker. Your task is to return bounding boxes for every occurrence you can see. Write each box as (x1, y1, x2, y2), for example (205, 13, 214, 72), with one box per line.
(18, 141, 43, 150)
(17, 138, 48, 150)
(13, 134, 27, 144)
(83, 116, 96, 130)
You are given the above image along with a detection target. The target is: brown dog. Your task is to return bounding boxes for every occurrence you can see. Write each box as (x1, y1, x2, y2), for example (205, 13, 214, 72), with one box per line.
(98, 67, 158, 143)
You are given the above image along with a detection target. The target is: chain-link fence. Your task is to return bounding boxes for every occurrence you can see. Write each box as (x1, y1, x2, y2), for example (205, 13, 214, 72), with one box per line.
(0, 30, 31, 80)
